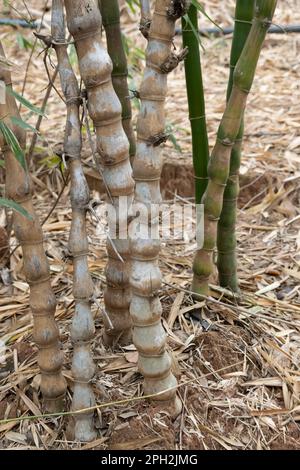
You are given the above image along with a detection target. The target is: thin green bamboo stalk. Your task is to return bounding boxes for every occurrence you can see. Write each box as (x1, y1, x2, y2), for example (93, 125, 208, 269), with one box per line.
(181, 3, 209, 203)
(217, 0, 255, 292)
(99, 0, 136, 162)
(192, 0, 277, 297)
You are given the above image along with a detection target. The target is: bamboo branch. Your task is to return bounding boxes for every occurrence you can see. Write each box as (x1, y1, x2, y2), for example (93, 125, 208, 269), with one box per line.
(64, 0, 134, 346)
(51, 0, 96, 442)
(192, 0, 278, 296)
(0, 41, 66, 412)
(217, 0, 255, 292)
(99, 0, 136, 162)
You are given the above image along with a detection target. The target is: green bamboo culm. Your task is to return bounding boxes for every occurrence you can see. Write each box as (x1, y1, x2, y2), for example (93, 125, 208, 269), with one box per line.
(217, 0, 255, 292)
(192, 0, 277, 297)
(182, 4, 209, 203)
(99, 0, 136, 161)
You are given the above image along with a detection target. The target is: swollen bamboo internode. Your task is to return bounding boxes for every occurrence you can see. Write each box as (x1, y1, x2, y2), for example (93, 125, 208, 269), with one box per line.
(0, 41, 66, 412)
(192, 0, 277, 296)
(51, 0, 96, 441)
(64, 0, 134, 346)
(217, 0, 255, 292)
(130, 0, 191, 414)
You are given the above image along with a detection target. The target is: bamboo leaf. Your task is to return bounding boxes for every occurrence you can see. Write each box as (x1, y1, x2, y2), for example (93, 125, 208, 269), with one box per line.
(6, 87, 44, 116)
(16, 33, 33, 50)
(10, 116, 38, 134)
(191, 0, 223, 32)
(182, 13, 203, 48)
(39, 154, 61, 168)
(0, 121, 26, 169)
(165, 124, 182, 153)
(0, 197, 33, 219)
(0, 159, 4, 168)
(125, 0, 139, 13)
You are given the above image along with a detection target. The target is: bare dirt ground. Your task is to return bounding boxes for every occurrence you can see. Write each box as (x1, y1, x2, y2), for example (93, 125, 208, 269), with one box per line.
(1, 0, 300, 450)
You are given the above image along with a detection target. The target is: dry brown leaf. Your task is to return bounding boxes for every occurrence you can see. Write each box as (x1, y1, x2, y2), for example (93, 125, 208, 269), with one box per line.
(167, 291, 185, 328)
(79, 437, 107, 450)
(124, 352, 139, 364)
(110, 436, 161, 450)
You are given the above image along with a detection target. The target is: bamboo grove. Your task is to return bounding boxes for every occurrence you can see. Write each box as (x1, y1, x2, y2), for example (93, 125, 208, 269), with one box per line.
(0, 0, 278, 441)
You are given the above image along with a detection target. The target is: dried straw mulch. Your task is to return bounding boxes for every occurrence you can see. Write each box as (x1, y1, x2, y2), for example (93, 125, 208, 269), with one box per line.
(0, 0, 300, 450)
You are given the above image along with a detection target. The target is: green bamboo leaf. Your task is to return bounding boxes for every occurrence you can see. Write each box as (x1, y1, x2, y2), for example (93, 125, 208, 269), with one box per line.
(191, 0, 223, 32)
(0, 197, 33, 219)
(133, 46, 145, 60)
(16, 33, 33, 50)
(168, 133, 182, 153)
(6, 86, 44, 116)
(39, 154, 61, 168)
(10, 116, 38, 134)
(0, 159, 4, 168)
(0, 121, 26, 169)
(183, 13, 204, 48)
(125, 0, 139, 13)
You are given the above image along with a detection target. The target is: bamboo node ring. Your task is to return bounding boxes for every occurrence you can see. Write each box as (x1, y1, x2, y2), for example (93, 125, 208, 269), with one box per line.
(134, 176, 161, 182)
(190, 114, 206, 121)
(131, 255, 158, 262)
(138, 93, 166, 102)
(149, 34, 173, 44)
(218, 249, 236, 255)
(93, 115, 121, 128)
(194, 175, 208, 180)
(234, 18, 253, 25)
(18, 238, 44, 246)
(66, 96, 82, 106)
(71, 251, 90, 259)
(217, 137, 235, 147)
(27, 275, 51, 286)
(133, 318, 162, 328)
(85, 77, 111, 90)
(74, 28, 101, 42)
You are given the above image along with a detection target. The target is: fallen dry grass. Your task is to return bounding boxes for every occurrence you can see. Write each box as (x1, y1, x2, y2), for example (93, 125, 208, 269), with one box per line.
(0, 0, 300, 450)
